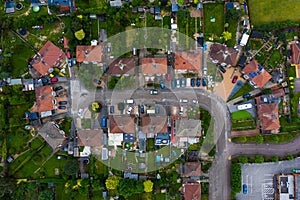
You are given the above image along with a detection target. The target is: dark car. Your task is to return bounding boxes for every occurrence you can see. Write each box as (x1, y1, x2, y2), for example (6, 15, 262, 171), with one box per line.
(50, 77, 58, 83)
(58, 106, 66, 110)
(58, 101, 68, 105)
(219, 66, 226, 73)
(243, 184, 247, 194)
(191, 78, 195, 87)
(243, 93, 251, 98)
(140, 105, 145, 114)
(54, 86, 63, 91)
(202, 78, 207, 87)
(232, 75, 238, 83)
(196, 78, 201, 87)
(110, 106, 114, 114)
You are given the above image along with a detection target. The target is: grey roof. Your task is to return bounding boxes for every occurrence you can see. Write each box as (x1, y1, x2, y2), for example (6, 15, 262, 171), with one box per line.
(39, 121, 66, 150)
(124, 172, 138, 180)
(9, 79, 22, 85)
(175, 119, 202, 137)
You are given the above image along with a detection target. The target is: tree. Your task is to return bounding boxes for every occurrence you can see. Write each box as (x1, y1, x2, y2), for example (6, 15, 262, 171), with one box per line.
(287, 154, 294, 160)
(117, 102, 125, 111)
(238, 156, 248, 164)
(255, 135, 264, 144)
(271, 134, 279, 143)
(143, 180, 153, 193)
(38, 190, 53, 200)
(222, 31, 232, 41)
(231, 164, 241, 194)
(91, 102, 102, 112)
(271, 156, 279, 162)
(177, 0, 184, 6)
(75, 29, 85, 41)
(105, 176, 119, 190)
(64, 159, 79, 176)
(254, 155, 264, 163)
(0, 177, 16, 198)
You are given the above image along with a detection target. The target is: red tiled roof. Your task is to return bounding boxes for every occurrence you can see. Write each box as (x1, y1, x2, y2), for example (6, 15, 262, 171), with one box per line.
(32, 41, 65, 75)
(77, 129, 103, 147)
(107, 58, 135, 75)
(63, 37, 69, 49)
(174, 51, 202, 71)
(109, 115, 135, 133)
(182, 162, 201, 177)
(142, 58, 167, 75)
(183, 182, 201, 200)
(292, 43, 300, 64)
(34, 85, 54, 113)
(242, 59, 272, 88)
(272, 88, 285, 98)
(76, 45, 102, 63)
(141, 116, 168, 133)
(59, 5, 70, 13)
(209, 43, 238, 66)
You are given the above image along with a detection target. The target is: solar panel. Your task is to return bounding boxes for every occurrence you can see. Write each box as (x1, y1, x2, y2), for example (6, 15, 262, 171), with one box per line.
(249, 72, 257, 78)
(258, 64, 263, 71)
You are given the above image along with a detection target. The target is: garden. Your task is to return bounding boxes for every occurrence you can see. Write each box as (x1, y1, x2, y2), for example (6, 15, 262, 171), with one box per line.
(107, 75, 136, 90)
(203, 3, 224, 39)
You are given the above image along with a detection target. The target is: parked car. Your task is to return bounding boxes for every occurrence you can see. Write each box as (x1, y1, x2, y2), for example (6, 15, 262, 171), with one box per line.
(243, 93, 251, 98)
(166, 74, 171, 81)
(160, 80, 165, 89)
(107, 45, 111, 53)
(140, 105, 145, 114)
(150, 89, 158, 95)
(202, 78, 207, 87)
(219, 66, 226, 73)
(243, 184, 247, 194)
(180, 99, 188, 103)
(155, 106, 160, 114)
(176, 79, 181, 88)
(232, 75, 238, 83)
(171, 80, 176, 89)
(181, 78, 186, 87)
(54, 86, 63, 91)
(50, 77, 58, 83)
(58, 101, 68, 105)
(196, 78, 201, 87)
(179, 106, 184, 115)
(127, 106, 133, 114)
(101, 117, 107, 127)
(192, 99, 198, 104)
(58, 106, 66, 110)
(66, 50, 71, 59)
(49, 73, 55, 78)
(73, 58, 77, 65)
(68, 59, 72, 67)
(110, 106, 114, 114)
(191, 78, 195, 87)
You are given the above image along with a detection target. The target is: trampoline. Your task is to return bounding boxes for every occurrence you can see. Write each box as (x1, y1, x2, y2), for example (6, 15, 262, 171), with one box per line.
(19, 28, 27, 36)
(32, 5, 40, 13)
(16, 3, 23, 10)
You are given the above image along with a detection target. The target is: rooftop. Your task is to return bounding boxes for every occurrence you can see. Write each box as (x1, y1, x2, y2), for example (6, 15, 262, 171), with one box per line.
(141, 116, 168, 134)
(109, 115, 135, 134)
(107, 58, 135, 75)
(182, 162, 201, 177)
(292, 42, 300, 64)
(77, 129, 103, 147)
(39, 122, 67, 150)
(32, 85, 55, 113)
(183, 182, 201, 200)
(141, 57, 167, 75)
(209, 43, 238, 67)
(76, 45, 102, 63)
(174, 51, 202, 71)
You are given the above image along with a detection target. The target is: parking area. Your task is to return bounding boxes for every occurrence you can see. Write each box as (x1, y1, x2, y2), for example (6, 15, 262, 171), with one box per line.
(236, 157, 300, 200)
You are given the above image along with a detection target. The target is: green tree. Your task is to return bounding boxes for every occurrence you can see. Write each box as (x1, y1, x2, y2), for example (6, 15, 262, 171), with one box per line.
(177, 0, 184, 6)
(143, 180, 153, 193)
(271, 134, 279, 143)
(255, 135, 264, 144)
(0, 177, 16, 198)
(287, 154, 294, 160)
(238, 156, 248, 164)
(231, 164, 241, 194)
(222, 31, 232, 41)
(105, 176, 120, 190)
(255, 155, 264, 163)
(38, 190, 53, 200)
(64, 159, 79, 176)
(271, 156, 279, 162)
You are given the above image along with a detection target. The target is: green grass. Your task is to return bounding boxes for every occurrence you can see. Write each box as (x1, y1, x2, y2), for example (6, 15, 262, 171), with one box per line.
(56, 182, 70, 200)
(231, 111, 252, 120)
(81, 119, 91, 129)
(232, 119, 256, 131)
(268, 50, 281, 68)
(107, 75, 136, 90)
(228, 83, 253, 101)
(8, 128, 32, 154)
(249, 0, 300, 26)
(248, 39, 263, 50)
(42, 153, 68, 178)
(226, 19, 238, 47)
(204, 3, 224, 36)
(232, 131, 299, 143)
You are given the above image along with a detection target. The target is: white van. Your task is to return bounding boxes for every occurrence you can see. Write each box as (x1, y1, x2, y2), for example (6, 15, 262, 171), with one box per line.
(180, 106, 184, 115)
(180, 99, 188, 103)
(124, 99, 134, 104)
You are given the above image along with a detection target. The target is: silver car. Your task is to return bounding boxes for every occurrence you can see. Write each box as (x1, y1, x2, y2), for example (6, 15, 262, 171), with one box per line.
(176, 79, 180, 88)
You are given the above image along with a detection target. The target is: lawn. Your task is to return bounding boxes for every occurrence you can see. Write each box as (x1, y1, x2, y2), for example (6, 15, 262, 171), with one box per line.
(81, 119, 91, 129)
(267, 49, 281, 68)
(42, 153, 68, 178)
(248, 0, 300, 26)
(232, 119, 256, 131)
(107, 75, 136, 90)
(231, 110, 252, 120)
(203, 3, 224, 36)
(8, 128, 32, 155)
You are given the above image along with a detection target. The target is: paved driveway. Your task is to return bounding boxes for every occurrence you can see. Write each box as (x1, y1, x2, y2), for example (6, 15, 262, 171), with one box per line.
(236, 157, 300, 200)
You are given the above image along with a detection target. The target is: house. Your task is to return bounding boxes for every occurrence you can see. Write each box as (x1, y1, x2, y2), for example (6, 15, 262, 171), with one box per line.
(274, 174, 298, 200)
(291, 42, 300, 64)
(109, 115, 135, 134)
(141, 57, 167, 77)
(110, 0, 122, 7)
(172, 119, 201, 147)
(255, 95, 280, 134)
(182, 182, 201, 200)
(181, 162, 201, 178)
(107, 58, 135, 76)
(22, 79, 35, 91)
(209, 43, 238, 67)
(31, 85, 56, 118)
(76, 45, 103, 63)
(241, 59, 272, 88)
(77, 129, 103, 147)
(39, 121, 67, 150)
(174, 51, 202, 73)
(30, 41, 66, 77)
(141, 116, 168, 135)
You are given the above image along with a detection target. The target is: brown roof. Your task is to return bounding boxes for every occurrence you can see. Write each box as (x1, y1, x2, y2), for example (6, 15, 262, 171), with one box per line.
(76, 45, 94, 63)
(34, 85, 54, 113)
(109, 115, 135, 133)
(32, 41, 65, 75)
(183, 182, 201, 200)
(141, 116, 168, 133)
(174, 51, 202, 71)
(84, 45, 103, 63)
(292, 43, 300, 64)
(107, 58, 135, 75)
(272, 88, 285, 98)
(182, 162, 201, 177)
(63, 37, 69, 49)
(209, 43, 238, 66)
(59, 5, 71, 13)
(256, 103, 280, 131)
(77, 129, 103, 147)
(141, 58, 167, 75)
(242, 59, 272, 88)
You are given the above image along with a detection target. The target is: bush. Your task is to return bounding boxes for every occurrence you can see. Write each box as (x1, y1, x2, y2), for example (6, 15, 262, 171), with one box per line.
(254, 155, 264, 163)
(286, 154, 294, 160)
(255, 135, 264, 144)
(231, 164, 241, 194)
(271, 134, 279, 143)
(232, 136, 247, 143)
(271, 156, 279, 162)
(238, 156, 248, 164)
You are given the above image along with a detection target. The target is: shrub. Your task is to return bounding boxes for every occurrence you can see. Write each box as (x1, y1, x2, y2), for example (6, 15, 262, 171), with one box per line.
(238, 156, 248, 164)
(286, 154, 294, 160)
(254, 155, 264, 163)
(271, 156, 279, 162)
(255, 135, 264, 144)
(231, 164, 241, 194)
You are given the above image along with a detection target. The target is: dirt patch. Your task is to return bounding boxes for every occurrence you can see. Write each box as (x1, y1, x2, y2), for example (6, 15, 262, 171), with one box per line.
(231, 129, 259, 137)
